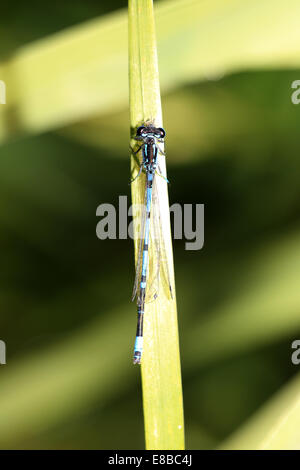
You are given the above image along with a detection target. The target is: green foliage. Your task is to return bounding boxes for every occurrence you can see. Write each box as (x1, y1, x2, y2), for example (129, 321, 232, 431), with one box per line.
(0, 0, 299, 450)
(2, 0, 300, 141)
(129, 0, 184, 450)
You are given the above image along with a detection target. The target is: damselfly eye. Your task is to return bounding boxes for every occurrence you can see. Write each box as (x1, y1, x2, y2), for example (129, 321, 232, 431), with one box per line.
(157, 127, 166, 138)
(136, 126, 146, 136)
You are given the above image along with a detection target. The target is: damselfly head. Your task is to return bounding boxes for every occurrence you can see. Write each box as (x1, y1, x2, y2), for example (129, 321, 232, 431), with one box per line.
(136, 125, 166, 140)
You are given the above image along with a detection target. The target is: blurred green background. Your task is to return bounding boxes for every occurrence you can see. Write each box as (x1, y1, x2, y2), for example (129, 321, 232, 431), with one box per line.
(0, 0, 300, 449)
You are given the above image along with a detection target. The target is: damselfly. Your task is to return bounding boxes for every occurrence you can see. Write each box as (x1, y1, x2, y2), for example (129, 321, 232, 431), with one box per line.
(131, 123, 173, 364)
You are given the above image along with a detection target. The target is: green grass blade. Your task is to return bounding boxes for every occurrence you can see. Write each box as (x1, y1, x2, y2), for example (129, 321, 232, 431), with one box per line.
(0, 231, 299, 446)
(184, 229, 300, 370)
(2, 0, 300, 142)
(0, 298, 135, 447)
(219, 372, 300, 449)
(128, 0, 184, 450)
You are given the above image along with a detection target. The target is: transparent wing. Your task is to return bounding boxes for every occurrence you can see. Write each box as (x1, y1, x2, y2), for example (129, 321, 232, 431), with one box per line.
(154, 176, 173, 300)
(144, 179, 161, 304)
(132, 182, 147, 303)
(145, 175, 173, 303)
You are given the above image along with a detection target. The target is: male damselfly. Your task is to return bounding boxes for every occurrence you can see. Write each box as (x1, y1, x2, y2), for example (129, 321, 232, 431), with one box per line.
(131, 123, 173, 364)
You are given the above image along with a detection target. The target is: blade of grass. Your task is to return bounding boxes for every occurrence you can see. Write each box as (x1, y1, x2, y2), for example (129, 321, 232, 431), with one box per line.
(184, 229, 300, 370)
(2, 0, 300, 142)
(129, 0, 184, 450)
(0, 297, 135, 448)
(219, 372, 300, 449)
(0, 230, 299, 445)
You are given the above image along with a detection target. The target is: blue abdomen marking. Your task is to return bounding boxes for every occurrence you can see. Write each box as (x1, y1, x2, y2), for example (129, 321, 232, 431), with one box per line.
(134, 336, 143, 353)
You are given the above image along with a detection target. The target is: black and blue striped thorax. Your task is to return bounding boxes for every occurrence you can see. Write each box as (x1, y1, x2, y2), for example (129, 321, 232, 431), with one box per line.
(134, 124, 166, 175)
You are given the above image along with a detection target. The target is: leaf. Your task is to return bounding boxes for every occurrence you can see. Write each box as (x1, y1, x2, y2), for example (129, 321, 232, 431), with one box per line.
(184, 230, 300, 370)
(0, 299, 135, 447)
(2, 0, 300, 141)
(220, 372, 300, 449)
(129, 0, 184, 450)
